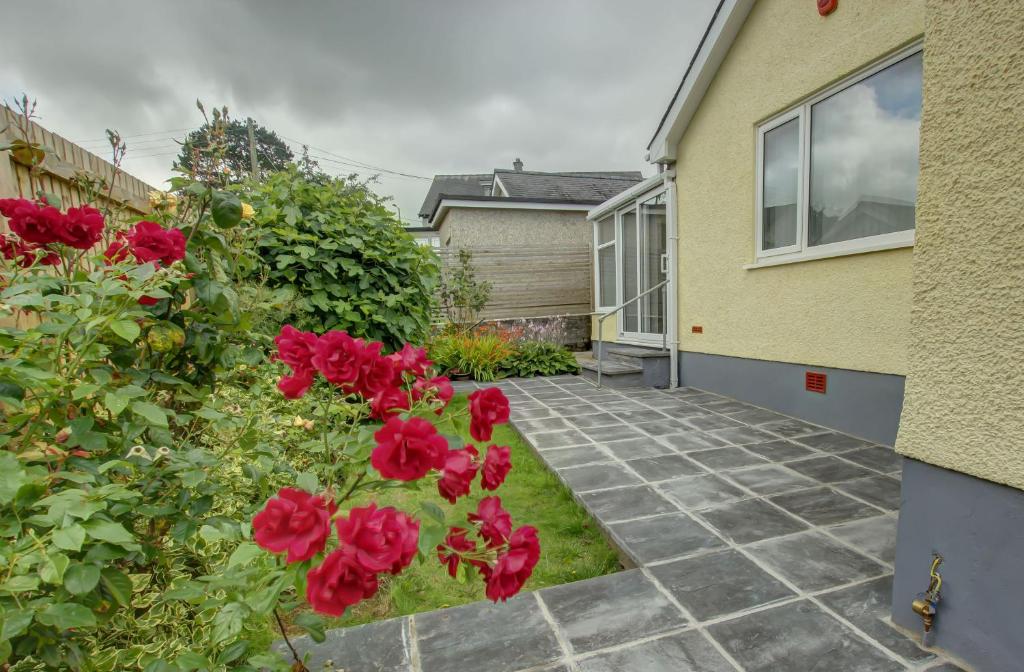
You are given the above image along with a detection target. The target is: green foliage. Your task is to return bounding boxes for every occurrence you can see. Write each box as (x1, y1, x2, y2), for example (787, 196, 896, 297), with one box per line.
(175, 114, 293, 185)
(242, 166, 440, 349)
(502, 340, 580, 378)
(428, 331, 514, 382)
(438, 249, 491, 328)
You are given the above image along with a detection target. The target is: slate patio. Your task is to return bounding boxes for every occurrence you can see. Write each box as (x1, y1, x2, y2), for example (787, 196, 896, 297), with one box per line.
(281, 377, 970, 672)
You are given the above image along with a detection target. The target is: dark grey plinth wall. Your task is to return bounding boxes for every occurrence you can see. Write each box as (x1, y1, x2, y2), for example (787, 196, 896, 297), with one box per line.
(677, 351, 905, 446)
(892, 458, 1024, 672)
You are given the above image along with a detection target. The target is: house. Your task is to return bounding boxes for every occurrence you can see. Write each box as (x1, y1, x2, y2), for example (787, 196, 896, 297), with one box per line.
(413, 161, 642, 345)
(585, 1, 1023, 670)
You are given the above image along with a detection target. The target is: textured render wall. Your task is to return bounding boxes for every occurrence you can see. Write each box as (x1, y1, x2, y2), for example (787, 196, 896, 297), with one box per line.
(894, 2, 1024, 489)
(439, 208, 590, 249)
(590, 314, 618, 344)
(674, 0, 924, 375)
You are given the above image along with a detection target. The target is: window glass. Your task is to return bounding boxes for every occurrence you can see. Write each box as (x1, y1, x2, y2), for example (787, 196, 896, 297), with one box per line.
(597, 215, 615, 245)
(762, 117, 800, 250)
(808, 52, 922, 246)
(597, 245, 615, 307)
(620, 209, 638, 332)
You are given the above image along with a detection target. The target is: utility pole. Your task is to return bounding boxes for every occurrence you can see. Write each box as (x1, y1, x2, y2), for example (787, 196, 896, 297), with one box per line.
(247, 117, 258, 178)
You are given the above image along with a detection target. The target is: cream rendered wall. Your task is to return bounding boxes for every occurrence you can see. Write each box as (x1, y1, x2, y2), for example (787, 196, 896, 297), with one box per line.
(674, 0, 924, 375)
(437, 208, 590, 249)
(895, 2, 1024, 489)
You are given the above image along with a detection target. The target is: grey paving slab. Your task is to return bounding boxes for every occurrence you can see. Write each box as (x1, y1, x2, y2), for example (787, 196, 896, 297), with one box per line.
(655, 402, 712, 417)
(557, 462, 643, 493)
(682, 413, 745, 432)
(841, 445, 904, 473)
(625, 454, 706, 481)
(707, 600, 905, 672)
(530, 428, 592, 449)
(828, 515, 898, 564)
(546, 402, 601, 417)
(415, 594, 563, 672)
(819, 575, 937, 664)
(755, 416, 825, 438)
(602, 437, 675, 460)
(564, 412, 623, 429)
(608, 512, 726, 563)
(696, 498, 809, 545)
(700, 400, 758, 415)
(581, 424, 648, 442)
(633, 419, 693, 436)
(725, 465, 817, 495)
(600, 400, 649, 412)
(612, 409, 670, 423)
(770, 486, 883, 526)
(581, 485, 679, 523)
(516, 417, 574, 434)
(658, 431, 730, 452)
(708, 425, 781, 446)
(280, 615, 412, 672)
(684, 393, 726, 404)
(658, 474, 748, 510)
(650, 549, 795, 621)
(576, 630, 735, 672)
(786, 455, 877, 483)
(512, 406, 556, 420)
(541, 570, 688, 654)
(540, 445, 613, 469)
(728, 408, 789, 426)
(686, 446, 768, 471)
(747, 531, 887, 592)
(795, 431, 875, 453)
(835, 475, 903, 510)
(743, 439, 816, 462)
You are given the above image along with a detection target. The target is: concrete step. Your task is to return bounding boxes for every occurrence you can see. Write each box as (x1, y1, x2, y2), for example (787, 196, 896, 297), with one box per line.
(606, 345, 671, 368)
(577, 356, 646, 389)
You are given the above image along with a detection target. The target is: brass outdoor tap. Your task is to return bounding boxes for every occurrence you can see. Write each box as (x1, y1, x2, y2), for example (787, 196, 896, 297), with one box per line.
(912, 554, 943, 646)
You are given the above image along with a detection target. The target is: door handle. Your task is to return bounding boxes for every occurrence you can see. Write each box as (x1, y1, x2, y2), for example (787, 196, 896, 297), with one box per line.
(660, 254, 668, 274)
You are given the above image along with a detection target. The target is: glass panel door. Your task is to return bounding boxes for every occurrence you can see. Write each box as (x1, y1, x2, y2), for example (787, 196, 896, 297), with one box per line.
(640, 193, 667, 336)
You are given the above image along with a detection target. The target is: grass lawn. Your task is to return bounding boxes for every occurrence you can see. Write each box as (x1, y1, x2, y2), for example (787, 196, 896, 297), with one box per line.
(330, 393, 622, 627)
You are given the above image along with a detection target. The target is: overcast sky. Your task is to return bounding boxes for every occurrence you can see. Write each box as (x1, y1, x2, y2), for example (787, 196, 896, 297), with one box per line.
(1, 1, 716, 224)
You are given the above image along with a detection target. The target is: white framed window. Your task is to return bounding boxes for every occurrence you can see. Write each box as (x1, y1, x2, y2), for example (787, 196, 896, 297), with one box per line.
(754, 44, 923, 265)
(594, 213, 617, 309)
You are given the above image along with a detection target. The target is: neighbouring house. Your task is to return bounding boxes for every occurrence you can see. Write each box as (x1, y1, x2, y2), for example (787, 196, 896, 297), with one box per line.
(413, 160, 642, 346)
(586, 1, 1023, 670)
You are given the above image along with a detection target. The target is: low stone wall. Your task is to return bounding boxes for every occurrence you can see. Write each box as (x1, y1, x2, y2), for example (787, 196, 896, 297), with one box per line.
(484, 314, 591, 351)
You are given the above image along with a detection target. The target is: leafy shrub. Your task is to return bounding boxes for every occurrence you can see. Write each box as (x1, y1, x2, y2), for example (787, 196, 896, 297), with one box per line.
(503, 340, 580, 378)
(429, 331, 515, 382)
(438, 249, 491, 329)
(243, 168, 439, 350)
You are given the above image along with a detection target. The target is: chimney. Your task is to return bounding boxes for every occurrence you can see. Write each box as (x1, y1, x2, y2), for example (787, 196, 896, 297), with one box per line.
(513, 157, 523, 172)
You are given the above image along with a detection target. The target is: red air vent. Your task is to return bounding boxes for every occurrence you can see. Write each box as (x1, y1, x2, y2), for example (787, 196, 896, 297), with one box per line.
(806, 371, 827, 394)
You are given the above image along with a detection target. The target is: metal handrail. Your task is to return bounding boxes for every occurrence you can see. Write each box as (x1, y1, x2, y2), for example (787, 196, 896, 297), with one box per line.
(594, 279, 669, 388)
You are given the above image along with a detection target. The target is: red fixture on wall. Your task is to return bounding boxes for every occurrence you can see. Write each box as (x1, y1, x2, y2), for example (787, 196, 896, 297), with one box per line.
(806, 371, 828, 394)
(691, 325, 704, 334)
(818, 0, 838, 16)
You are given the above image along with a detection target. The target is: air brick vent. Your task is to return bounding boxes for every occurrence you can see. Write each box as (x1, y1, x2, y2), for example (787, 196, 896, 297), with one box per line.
(806, 371, 827, 394)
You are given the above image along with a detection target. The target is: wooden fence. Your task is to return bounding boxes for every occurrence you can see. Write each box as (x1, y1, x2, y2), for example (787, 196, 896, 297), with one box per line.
(437, 245, 592, 320)
(0, 105, 155, 215)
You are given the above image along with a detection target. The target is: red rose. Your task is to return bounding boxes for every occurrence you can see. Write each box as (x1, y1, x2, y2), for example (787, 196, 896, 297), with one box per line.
(468, 496, 513, 548)
(437, 527, 477, 578)
(274, 325, 318, 374)
(103, 234, 131, 264)
(481, 445, 512, 491)
(357, 341, 399, 397)
(253, 487, 336, 563)
(138, 295, 160, 306)
(3, 199, 64, 246)
(486, 526, 540, 602)
(468, 387, 510, 442)
(126, 221, 186, 265)
(305, 547, 379, 616)
(413, 376, 454, 414)
(371, 416, 448, 481)
(437, 445, 480, 504)
(369, 385, 410, 420)
(389, 343, 432, 378)
(312, 330, 363, 388)
(278, 370, 315, 399)
(1, 235, 59, 268)
(335, 503, 419, 575)
(59, 206, 104, 249)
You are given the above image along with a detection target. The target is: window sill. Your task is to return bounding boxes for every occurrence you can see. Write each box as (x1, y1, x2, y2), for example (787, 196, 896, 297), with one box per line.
(744, 237, 914, 270)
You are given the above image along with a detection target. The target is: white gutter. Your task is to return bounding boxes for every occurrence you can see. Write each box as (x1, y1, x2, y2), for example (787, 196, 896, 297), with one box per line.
(431, 198, 594, 227)
(587, 171, 674, 221)
(664, 171, 680, 389)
